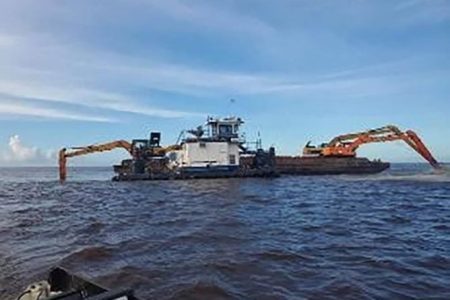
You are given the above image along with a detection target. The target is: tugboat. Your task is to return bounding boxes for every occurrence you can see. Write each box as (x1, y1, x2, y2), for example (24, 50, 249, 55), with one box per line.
(58, 116, 277, 182)
(111, 116, 277, 181)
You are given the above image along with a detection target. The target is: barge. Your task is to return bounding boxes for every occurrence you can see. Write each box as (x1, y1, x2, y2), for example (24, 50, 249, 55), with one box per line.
(58, 117, 440, 182)
(275, 156, 389, 175)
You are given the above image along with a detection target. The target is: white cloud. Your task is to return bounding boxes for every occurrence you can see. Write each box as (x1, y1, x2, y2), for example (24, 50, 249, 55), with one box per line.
(0, 35, 206, 119)
(395, 0, 450, 24)
(0, 102, 114, 122)
(0, 34, 15, 47)
(0, 0, 447, 123)
(1, 135, 55, 165)
(141, 0, 275, 36)
(0, 44, 444, 117)
(0, 80, 203, 118)
(99, 59, 444, 99)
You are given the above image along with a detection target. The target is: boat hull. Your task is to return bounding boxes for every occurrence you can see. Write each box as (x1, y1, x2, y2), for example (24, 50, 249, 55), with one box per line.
(113, 167, 277, 181)
(275, 156, 390, 175)
(113, 156, 389, 181)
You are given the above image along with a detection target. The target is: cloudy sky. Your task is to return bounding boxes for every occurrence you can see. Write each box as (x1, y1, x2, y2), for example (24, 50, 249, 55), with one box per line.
(0, 0, 449, 166)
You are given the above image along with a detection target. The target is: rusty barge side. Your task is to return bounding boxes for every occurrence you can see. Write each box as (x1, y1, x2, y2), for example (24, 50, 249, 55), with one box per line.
(274, 156, 390, 175)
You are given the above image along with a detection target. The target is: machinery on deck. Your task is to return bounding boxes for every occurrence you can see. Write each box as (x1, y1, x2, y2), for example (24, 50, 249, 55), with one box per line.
(59, 117, 276, 182)
(111, 117, 276, 181)
(59, 133, 181, 182)
(58, 119, 442, 181)
(302, 125, 440, 169)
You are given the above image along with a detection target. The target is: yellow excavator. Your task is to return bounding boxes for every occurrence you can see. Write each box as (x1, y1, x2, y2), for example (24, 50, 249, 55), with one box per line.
(59, 133, 181, 182)
(58, 140, 132, 182)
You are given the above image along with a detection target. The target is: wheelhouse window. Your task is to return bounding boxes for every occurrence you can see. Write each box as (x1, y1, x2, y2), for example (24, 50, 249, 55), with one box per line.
(229, 154, 236, 165)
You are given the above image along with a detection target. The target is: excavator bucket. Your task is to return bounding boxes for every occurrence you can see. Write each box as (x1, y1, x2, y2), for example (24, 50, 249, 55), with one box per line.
(405, 130, 440, 169)
(59, 149, 67, 182)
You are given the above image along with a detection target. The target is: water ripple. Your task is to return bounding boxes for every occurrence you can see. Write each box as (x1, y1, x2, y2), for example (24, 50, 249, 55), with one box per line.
(1, 166, 450, 299)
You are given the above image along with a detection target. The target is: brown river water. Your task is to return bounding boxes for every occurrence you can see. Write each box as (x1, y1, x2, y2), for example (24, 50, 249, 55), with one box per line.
(1, 165, 450, 299)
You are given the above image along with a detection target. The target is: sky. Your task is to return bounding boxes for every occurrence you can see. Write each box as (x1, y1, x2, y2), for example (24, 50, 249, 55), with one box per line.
(0, 0, 449, 166)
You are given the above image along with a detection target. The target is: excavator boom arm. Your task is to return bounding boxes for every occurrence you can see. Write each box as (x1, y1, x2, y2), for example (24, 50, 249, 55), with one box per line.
(345, 129, 440, 168)
(327, 125, 398, 147)
(306, 125, 441, 169)
(405, 130, 439, 168)
(59, 140, 133, 182)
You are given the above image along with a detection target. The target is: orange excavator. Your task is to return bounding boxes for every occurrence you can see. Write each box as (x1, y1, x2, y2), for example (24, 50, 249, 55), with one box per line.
(303, 125, 441, 169)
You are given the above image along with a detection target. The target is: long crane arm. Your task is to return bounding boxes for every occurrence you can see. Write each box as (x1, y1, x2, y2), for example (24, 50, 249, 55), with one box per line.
(404, 130, 440, 168)
(304, 125, 441, 169)
(59, 140, 133, 182)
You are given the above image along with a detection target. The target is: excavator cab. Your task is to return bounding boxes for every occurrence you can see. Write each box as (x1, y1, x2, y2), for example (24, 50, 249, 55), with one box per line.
(131, 132, 169, 160)
(150, 132, 161, 147)
(302, 142, 324, 157)
(131, 139, 148, 150)
(132, 132, 162, 150)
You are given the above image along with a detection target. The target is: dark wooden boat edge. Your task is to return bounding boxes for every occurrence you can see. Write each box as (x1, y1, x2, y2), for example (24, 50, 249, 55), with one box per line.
(44, 267, 140, 300)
